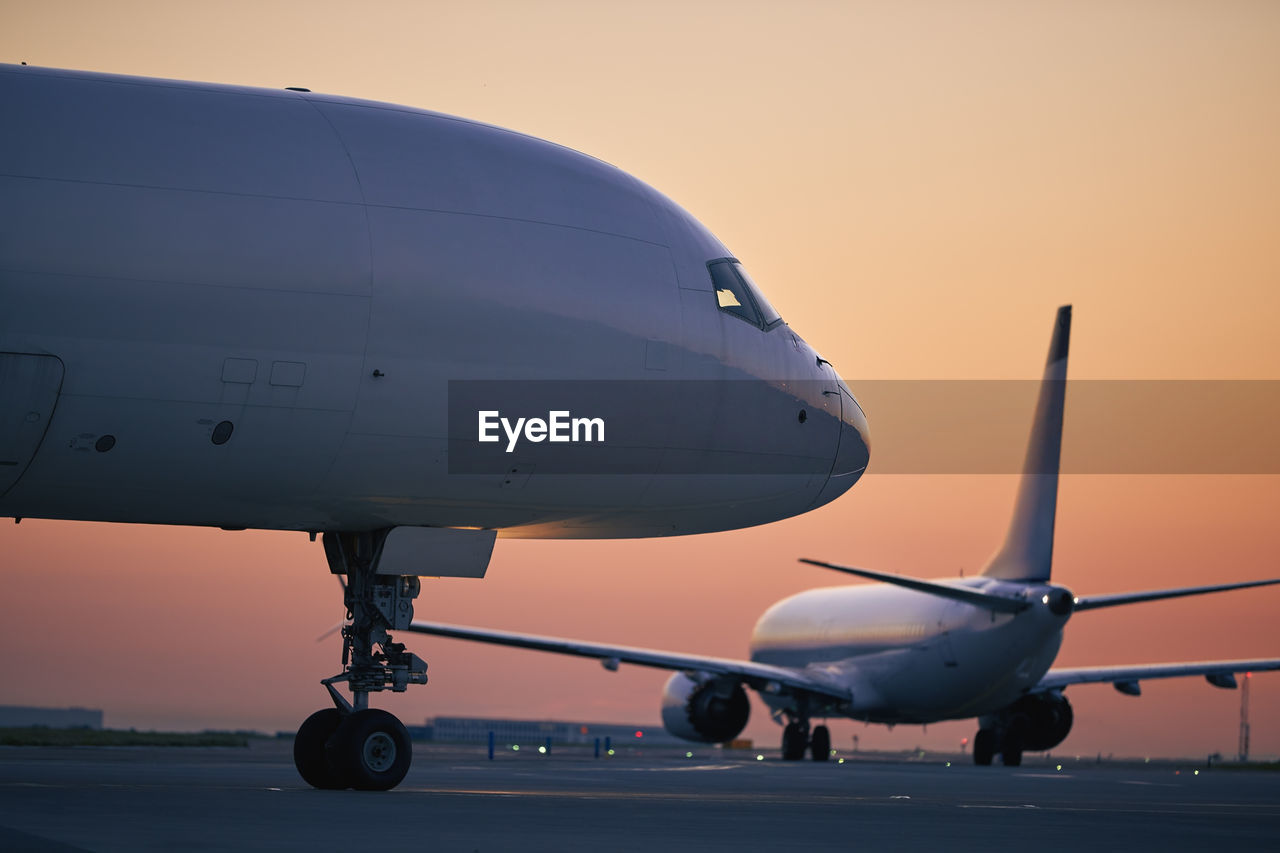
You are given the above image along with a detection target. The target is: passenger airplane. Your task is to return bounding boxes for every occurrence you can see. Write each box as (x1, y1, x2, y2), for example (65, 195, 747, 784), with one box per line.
(0, 66, 869, 790)
(410, 307, 1280, 765)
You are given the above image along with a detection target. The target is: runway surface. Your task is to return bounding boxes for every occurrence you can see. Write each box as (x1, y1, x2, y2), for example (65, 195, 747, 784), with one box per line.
(2, 741, 1277, 852)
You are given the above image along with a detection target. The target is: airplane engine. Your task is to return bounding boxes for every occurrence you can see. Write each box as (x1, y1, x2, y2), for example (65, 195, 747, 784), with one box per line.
(660, 673, 750, 743)
(1006, 692, 1074, 751)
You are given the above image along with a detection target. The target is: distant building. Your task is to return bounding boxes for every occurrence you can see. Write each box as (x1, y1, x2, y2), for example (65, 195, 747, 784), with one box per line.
(0, 706, 104, 729)
(426, 715, 685, 746)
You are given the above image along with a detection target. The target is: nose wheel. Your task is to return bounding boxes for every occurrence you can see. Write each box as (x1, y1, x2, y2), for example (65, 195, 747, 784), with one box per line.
(294, 709, 347, 789)
(294, 531, 428, 791)
(294, 707, 413, 791)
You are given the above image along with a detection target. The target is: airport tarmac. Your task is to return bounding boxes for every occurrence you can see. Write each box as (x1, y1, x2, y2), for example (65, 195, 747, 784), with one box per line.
(1, 741, 1277, 852)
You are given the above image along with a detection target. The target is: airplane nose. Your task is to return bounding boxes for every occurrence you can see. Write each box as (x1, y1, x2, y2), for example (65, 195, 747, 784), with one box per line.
(833, 388, 870, 476)
(809, 384, 870, 509)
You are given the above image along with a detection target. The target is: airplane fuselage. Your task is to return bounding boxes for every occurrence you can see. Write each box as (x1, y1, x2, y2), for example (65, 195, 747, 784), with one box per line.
(0, 65, 869, 537)
(750, 580, 1070, 723)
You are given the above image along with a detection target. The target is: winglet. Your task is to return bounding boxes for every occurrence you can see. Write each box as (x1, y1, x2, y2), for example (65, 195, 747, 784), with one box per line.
(982, 305, 1071, 582)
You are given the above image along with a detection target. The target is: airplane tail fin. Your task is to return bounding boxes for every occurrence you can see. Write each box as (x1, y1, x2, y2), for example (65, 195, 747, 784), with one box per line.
(981, 305, 1071, 582)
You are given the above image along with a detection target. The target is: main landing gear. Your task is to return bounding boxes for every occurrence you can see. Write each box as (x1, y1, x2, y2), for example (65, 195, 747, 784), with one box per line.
(780, 709, 832, 762)
(972, 723, 1024, 767)
(293, 531, 427, 791)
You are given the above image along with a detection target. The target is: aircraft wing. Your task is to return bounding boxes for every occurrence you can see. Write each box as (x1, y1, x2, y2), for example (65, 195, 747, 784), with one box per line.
(406, 620, 851, 702)
(1038, 658, 1280, 691)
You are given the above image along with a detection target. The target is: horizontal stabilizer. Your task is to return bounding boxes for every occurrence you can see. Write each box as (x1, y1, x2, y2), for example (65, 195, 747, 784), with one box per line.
(1073, 578, 1280, 612)
(799, 559, 1029, 613)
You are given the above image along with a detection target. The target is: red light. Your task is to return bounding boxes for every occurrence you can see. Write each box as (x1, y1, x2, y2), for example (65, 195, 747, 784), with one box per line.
(634, 730, 643, 738)
(1246, 672, 1253, 678)
(961, 737, 969, 745)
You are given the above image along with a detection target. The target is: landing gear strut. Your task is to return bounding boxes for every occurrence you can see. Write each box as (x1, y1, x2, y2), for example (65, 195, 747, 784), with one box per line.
(293, 531, 428, 791)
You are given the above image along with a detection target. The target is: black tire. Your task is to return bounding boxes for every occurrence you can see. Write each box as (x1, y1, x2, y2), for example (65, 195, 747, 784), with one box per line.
(331, 708, 413, 791)
(810, 725, 831, 762)
(781, 722, 808, 760)
(1001, 724, 1024, 767)
(973, 728, 995, 766)
(294, 708, 348, 789)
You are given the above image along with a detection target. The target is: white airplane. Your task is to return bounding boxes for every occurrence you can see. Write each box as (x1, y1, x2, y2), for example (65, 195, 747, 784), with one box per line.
(410, 306, 1280, 766)
(0, 65, 869, 789)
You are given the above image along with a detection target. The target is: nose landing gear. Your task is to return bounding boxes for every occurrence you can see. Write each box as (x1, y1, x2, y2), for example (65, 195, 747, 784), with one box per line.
(293, 531, 428, 791)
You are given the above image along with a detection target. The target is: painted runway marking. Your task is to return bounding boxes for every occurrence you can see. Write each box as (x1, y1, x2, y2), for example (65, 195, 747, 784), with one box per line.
(397, 787, 899, 805)
(1119, 780, 1179, 788)
(618, 764, 740, 772)
(959, 804, 1039, 810)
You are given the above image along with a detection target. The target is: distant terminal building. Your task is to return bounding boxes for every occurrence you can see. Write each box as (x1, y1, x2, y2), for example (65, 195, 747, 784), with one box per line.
(425, 716, 685, 747)
(0, 706, 103, 729)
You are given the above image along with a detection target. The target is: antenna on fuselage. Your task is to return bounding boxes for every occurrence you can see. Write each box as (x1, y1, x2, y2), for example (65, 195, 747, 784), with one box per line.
(981, 305, 1071, 583)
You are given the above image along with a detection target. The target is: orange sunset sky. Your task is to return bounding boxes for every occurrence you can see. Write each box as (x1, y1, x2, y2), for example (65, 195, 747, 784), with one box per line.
(2, 1, 1278, 758)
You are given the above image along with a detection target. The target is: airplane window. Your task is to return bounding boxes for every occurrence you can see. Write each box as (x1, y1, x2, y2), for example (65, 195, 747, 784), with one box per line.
(708, 260, 782, 330)
(709, 261, 759, 325)
(735, 264, 781, 327)
(716, 287, 742, 308)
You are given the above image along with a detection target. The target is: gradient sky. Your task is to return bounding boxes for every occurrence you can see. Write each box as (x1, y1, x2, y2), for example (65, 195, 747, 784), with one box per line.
(2, 1, 1278, 759)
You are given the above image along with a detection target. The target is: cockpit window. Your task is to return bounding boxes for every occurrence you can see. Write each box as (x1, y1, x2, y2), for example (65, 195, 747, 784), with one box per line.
(734, 264, 781, 327)
(707, 259, 783, 330)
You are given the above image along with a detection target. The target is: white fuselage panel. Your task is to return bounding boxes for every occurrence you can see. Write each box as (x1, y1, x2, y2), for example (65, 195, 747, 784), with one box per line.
(750, 581, 1067, 722)
(0, 66, 869, 536)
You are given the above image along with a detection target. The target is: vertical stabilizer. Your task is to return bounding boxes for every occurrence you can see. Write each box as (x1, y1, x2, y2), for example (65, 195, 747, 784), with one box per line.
(981, 306, 1071, 582)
